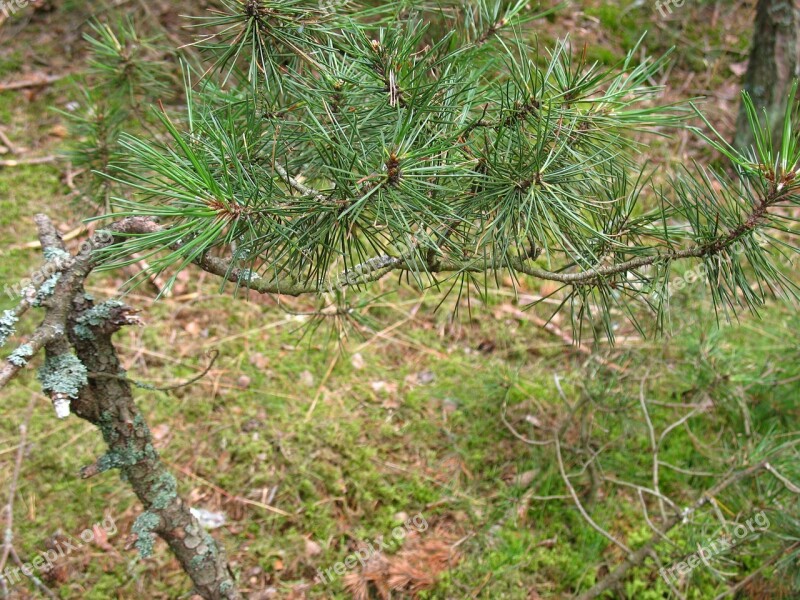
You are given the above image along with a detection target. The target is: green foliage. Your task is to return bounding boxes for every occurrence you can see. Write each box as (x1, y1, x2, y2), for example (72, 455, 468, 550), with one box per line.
(83, 0, 800, 344)
(58, 17, 177, 211)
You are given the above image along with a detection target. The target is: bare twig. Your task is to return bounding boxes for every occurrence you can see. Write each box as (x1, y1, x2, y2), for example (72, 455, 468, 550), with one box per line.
(0, 73, 68, 92)
(764, 462, 800, 494)
(711, 541, 800, 600)
(0, 397, 34, 573)
(576, 460, 770, 600)
(500, 394, 553, 447)
(86, 350, 220, 394)
(0, 129, 20, 155)
(169, 462, 292, 517)
(639, 373, 665, 521)
(0, 397, 45, 598)
(9, 546, 56, 599)
(554, 435, 631, 555)
(0, 155, 58, 167)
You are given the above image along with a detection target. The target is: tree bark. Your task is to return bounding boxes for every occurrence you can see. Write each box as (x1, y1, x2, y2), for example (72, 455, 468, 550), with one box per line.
(735, 0, 800, 150)
(33, 216, 241, 600)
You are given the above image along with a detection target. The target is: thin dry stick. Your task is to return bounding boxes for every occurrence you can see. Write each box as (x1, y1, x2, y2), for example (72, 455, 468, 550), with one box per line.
(0, 396, 44, 598)
(500, 396, 553, 447)
(0, 129, 19, 155)
(711, 541, 800, 600)
(657, 461, 715, 477)
(765, 462, 800, 494)
(554, 435, 631, 555)
(169, 462, 292, 518)
(0, 73, 68, 92)
(647, 549, 687, 600)
(576, 460, 770, 600)
(637, 490, 678, 548)
(639, 372, 665, 522)
(304, 352, 339, 421)
(602, 477, 680, 515)
(9, 546, 56, 599)
(0, 155, 58, 167)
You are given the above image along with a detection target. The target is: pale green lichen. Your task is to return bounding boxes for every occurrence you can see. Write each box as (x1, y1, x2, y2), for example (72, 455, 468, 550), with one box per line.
(187, 529, 216, 569)
(150, 472, 178, 510)
(0, 310, 18, 348)
(32, 274, 61, 307)
(132, 511, 161, 558)
(97, 411, 121, 444)
(8, 344, 34, 367)
(43, 247, 71, 263)
(219, 581, 234, 595)
(189, 548, 213, 570)
(94, 439, 158, 474)
(95, 442, 139, 472)
(74, 300, 125, 340)
(238, 268, 261, 284)
(37, 353, 88, 399)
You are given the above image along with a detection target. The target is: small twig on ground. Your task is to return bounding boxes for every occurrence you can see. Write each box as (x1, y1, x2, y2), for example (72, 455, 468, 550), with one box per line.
(0, 73, 69, 92)
(764, 462, 800, 494)
(554, 435, 631, 555)
(639, 372, 665, 521)
(500, 394, 553, 447)
(9, 546, 56, 599)
(169, 462, 293, 517)
(576, 460, 770, 600)
(304, 352, 339, 421)
(711, 541, 800, 600)
(0, 155, 58, 167)
(0, 397, 48, 598)
(3, 225, 86, 254)
(0, 129, 20, 155)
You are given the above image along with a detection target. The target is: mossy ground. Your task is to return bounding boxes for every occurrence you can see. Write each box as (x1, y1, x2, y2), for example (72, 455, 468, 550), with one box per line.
(0, 1, 797, 599)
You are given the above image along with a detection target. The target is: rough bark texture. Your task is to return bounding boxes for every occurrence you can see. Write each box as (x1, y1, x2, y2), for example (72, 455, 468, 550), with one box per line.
(32, 216, 241, 600)
(735, 0, 800, 150)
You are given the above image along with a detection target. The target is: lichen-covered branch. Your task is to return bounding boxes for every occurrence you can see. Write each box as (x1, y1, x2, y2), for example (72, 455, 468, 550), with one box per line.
(65, 295, 239, 600)
(0, 215, 241, 600)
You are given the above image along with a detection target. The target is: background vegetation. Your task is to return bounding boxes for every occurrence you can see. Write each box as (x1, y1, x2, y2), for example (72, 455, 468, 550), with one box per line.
(0, 1, 798, 598)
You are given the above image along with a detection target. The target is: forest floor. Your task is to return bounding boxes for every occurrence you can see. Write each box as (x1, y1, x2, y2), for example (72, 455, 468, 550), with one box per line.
(0, 1, 798, 599)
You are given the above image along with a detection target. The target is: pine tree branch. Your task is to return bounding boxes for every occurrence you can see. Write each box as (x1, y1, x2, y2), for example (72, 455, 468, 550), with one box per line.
(91, 178, 794, 301)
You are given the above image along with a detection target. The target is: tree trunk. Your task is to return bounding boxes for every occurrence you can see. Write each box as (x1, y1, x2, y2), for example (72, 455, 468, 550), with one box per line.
(735, 0, 800, 151)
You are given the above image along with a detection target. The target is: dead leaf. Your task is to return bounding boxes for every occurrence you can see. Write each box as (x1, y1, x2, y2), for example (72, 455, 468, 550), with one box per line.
(304, 538, 322, 557)
(729, 61, 748, 77)
(299, 370, 315, 387)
